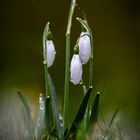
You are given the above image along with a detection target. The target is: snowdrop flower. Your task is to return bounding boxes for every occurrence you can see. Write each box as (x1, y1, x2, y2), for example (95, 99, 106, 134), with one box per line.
(78, 31, 91, 64)
(45, 40, 56, 67)
(70, 54, 82, 85)
(44, 31, 56, 67)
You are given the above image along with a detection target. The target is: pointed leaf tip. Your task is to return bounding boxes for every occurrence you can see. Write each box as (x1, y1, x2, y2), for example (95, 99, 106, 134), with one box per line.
(87, 92, 100, 132)
(48, 74, 64, 139)
(45, 95, 54, 135)
(67, 87, 92, 139)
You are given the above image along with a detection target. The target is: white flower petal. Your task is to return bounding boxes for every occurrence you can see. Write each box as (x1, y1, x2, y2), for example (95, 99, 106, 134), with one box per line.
(78, 32, 91, 64)
(70, 54, 82, 85)
(45, 40, 56, 67)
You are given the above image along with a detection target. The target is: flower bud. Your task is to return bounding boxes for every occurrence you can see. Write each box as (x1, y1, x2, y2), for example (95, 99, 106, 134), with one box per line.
(78, 32, 91, 64)
(70, 54, 82, 85)
(45, 40, 56, 67)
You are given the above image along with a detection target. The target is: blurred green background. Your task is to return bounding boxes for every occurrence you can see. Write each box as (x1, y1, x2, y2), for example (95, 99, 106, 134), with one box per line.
(0, 0, 140, 139)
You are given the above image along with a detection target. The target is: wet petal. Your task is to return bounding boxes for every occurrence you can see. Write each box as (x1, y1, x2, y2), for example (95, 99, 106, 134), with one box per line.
(78, 32, 91, 64)
(70, 54, 82, 85)
(45, 40, 56, 67)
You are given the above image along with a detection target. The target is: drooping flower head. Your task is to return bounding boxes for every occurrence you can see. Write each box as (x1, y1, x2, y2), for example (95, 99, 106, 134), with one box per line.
(44, 30, 56, 68)
(78, 31, 91, 64)
(70, 45, 82, 85)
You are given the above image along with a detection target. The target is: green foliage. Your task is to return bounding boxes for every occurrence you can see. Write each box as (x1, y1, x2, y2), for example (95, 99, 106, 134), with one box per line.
(17, 91, 35, 140)
(37, 94, 46, 140)
(94, 108, 120, 140)
(17, 0, 104, 140)
(45, 96, 54, 135)
(108, 108, 119, 128)
(87, 92, 100, 131)
(48, 74, 64, 140)
(67, 87, 92, 140)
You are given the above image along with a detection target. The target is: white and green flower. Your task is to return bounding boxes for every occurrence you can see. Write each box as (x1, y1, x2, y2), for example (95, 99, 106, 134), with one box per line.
(45, 40, 56, 67)
(70, 54, 82, 85)
(78, 31, 91, 64)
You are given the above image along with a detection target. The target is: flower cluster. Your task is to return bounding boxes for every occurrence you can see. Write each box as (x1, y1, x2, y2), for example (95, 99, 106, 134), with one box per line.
(70, 31, 91, 85)
(44, 28, 91, 85)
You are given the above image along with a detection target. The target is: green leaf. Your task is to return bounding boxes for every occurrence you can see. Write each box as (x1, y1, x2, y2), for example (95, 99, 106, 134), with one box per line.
(76, 17, 90, 34)
(108, 107, 119, 128)
(49, 127, 59, 139)
(17, 91, 32, 118)
(87, 92, 100, 131)
(43, 22, 50, 52)
(67, 87, 92, 140)
(48, 74, 64, 140)
(45, 96, 54, 134)
(37, 94, 46, 140)
(76, 17, 94, 128)
(17, 91, 35, 140)
(83, 85, 87, 95)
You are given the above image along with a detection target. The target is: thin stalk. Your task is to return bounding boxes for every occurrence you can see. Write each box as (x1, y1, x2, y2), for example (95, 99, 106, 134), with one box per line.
(44, 64, 50, 97)
(87, 26, 94, 121)
(76, 17, 94, 127)
(63, 0, 76, 131)
(42, 22, 51, 139)
(43, 22, 50, 97)
(89, 30, 93, 87)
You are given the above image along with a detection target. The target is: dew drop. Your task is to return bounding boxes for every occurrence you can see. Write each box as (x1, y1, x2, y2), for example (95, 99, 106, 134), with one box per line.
(39, 94, 45, 110)
(59, 114, 63, 120)
(89, 110, 91, 116)
(79, 79, 83, 85)
(40, 105, 44, 110)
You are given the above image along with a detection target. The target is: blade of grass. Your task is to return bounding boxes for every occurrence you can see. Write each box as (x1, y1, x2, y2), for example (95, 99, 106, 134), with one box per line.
(48, 74, 64, 140)
(87, 92, 100, 132)
(17, 91, 32, 117)
(108, 108, 119, 128)
(37, 94, 46, 140)
(63, 0, 76, 131)
(45, 96, 54, 135)
(67, 87, 92, 140)
(82, 85, 88, 130)
(76, 17, 94, 127)
(43, 22, 50, 98)
(83, 85, 87, 96)
(17, 91, 35, 140)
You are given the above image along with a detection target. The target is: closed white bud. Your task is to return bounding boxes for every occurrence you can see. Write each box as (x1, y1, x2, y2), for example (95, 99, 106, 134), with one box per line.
(78, 32, 91, 64)
(45, 40, 56, 67)
(70, 54, 82, 85)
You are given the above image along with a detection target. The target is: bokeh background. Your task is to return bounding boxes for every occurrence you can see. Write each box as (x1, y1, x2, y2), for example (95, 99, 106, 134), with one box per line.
(0, 0, 140, 139)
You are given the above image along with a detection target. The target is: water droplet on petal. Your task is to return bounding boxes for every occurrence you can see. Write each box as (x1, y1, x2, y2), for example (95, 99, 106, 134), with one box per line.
(79, 79, 83, 85)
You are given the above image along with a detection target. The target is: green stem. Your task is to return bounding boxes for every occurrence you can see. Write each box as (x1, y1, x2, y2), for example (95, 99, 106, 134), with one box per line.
(43, 22, 50, 97)
(63, 0, 76, 131)
(88, 26, 94, 119)
(88, 26, 94, 121)
(42, 22, 51, 140)
(44, 64, 50, 97)
(89, 31, 93, 88)
(76, 17, 94, 127)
